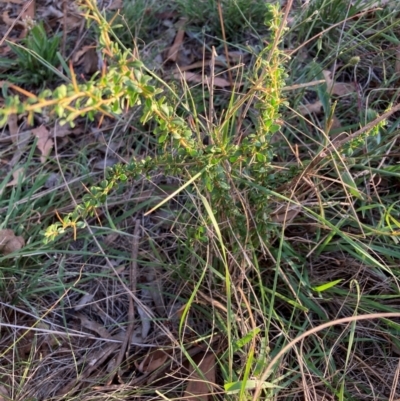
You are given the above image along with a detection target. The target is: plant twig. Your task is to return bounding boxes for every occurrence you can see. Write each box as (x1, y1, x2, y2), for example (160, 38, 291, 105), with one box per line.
(327, 102, 400, 152)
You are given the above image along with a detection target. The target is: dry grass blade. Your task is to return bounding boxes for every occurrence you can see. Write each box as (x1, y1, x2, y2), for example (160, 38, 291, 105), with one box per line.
(137, 349, 169, 373)
(166, 18, 186, 62)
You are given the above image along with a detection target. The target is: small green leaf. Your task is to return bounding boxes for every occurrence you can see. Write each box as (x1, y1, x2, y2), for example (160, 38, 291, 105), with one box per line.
(312, 279, 343, 292)
(233, 328, 261, 351)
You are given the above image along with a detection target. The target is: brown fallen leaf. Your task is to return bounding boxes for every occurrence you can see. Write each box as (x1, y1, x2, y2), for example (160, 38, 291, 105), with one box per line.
(177, 59, 227, 72)
(184, 353, 216, 401)
(22, 0, 35, 20)
(270, 204, 301, 223)
(5, 167, 24, 188)
(19, 0, 35, 38)
(166, 18, 186, 62)
(137, 349, 169, 373)
(50, 121, 73, 138)
(0, 229, 25, 255)
(77, 314, 113, 339)
(107, 0, 123, 10)
(2, 10, 25, 27)
(32, 125, 53, 163)
(298, 101, 323, 116)
(173, 71, 232, 88)
(83, 47, 99, 74)
(323, 70, 355, 97)
(72, 45, 99, 74)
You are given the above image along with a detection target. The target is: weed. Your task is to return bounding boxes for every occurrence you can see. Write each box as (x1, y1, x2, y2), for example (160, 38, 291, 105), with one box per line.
(0, 22, 61, 86)
(0, 1, 289, 249)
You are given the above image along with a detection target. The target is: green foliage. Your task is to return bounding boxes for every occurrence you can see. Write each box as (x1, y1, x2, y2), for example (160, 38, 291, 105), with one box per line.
(0, 22, 61, 85)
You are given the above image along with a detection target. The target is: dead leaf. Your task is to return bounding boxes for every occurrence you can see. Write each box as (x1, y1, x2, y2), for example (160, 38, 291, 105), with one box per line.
(177, 59, 227, 72)
(83, 48, 100, 74)
(298, 101, 323, 116)
(184, 353, 216, 401)
(173, 71, 232, 88)
(166, 18, 186, 62)
(5, 167, 24, 187)
(0, 229, 25, 255)
(19, 0, 35, 38)
(77, 314, 112, 339)
(62, 13, 83, 32)
(107, 0, 123, 10)
(323, 70, 355, 96)
(137, 349, 169, 373)
(50, 121, 73, 138)
(32, 126, 53, 163)
(2, 11, 25, 27)
(41, 5, 63, 19)
(73, 46, 99, 74)
(74, 292, 96, 311)
(270, 204, 301, 223)
(226, 50, 248, 62)
(22, 0, 35, 20)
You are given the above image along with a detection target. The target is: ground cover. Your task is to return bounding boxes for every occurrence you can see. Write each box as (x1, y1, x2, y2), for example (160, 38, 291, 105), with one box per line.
(1, 0, 400, 400)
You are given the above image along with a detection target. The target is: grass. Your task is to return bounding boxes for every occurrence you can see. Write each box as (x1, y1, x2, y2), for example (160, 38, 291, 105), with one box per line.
(1, 0, 400, 400)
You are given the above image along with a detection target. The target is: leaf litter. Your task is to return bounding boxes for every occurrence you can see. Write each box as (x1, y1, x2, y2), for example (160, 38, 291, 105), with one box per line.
(183, 353, 217, 401)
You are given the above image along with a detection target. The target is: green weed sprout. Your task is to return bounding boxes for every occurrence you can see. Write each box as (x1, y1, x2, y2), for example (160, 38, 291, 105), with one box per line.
(0, 22, 61, 85)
